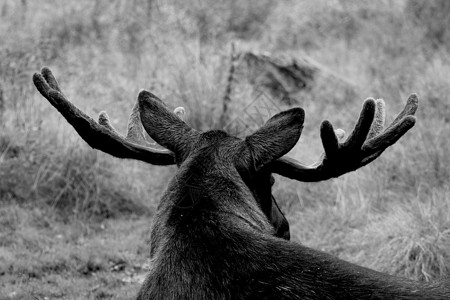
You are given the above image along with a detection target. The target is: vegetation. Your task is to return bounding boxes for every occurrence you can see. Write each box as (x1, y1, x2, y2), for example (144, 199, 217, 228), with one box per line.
(1, 0, 449, 299)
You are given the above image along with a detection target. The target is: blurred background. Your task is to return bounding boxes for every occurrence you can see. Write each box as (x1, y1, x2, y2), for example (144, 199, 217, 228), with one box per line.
(1, 0, 450, 299)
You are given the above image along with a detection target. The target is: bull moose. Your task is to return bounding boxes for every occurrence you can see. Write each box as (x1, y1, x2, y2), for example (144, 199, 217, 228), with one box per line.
(33, 67, 449, 299)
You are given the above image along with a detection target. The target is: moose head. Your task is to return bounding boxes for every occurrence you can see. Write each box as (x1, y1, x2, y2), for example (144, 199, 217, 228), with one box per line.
(34, 68, 449, 299)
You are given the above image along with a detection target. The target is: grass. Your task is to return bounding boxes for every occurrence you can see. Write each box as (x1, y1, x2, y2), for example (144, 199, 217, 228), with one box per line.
(0, 204, 147, 299)
(1, 0, 450, 298)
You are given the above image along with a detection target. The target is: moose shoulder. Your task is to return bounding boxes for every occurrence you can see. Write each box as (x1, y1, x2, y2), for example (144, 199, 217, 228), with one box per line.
(33, 68, 449, 299)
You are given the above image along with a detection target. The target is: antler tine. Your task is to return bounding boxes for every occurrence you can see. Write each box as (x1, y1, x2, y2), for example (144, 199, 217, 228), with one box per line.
(98, 93, 188, 149)
(33, 67, 175, 165)
(311, 128, 345, 168)
(268, 95, 418, 182)
(126, 101, 152, 144)
(362, 94, 418, 155)
(41, 67, 62, 93)
(98, 108, 150, 145)
(174, 107, 185, 121)
(362, 115, 416, 156)
(389, 94, 418, 128)
(342, 99, 376, 150)
(367, 99, 385, 139)
(98, 111, 120, 135)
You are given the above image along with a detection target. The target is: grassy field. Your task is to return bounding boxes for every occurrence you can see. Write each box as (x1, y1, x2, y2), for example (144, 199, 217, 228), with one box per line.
(1, 0, 450, 299)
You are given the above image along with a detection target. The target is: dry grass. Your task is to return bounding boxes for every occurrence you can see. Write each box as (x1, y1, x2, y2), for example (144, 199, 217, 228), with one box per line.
(1, 0, 450, 298)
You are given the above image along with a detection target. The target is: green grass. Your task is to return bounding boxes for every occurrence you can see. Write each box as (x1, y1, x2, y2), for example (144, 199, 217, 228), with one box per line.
(1, 0, 450, 298)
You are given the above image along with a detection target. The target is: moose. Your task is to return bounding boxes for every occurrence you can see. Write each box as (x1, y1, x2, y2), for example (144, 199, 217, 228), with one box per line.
(34, 67, 449, 299)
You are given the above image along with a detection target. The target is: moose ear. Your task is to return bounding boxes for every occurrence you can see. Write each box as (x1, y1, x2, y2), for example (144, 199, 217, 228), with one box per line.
(138, 90, 199, 157)
(245, 108, 305, 171)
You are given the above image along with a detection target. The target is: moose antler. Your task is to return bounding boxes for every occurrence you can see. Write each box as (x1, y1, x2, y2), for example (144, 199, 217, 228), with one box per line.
(32, 67, 176, 165)
(269, 95, 418, 182)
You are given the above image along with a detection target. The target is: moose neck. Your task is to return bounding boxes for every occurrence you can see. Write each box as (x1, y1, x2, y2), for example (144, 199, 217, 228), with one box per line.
(148, 150, 275, 258)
